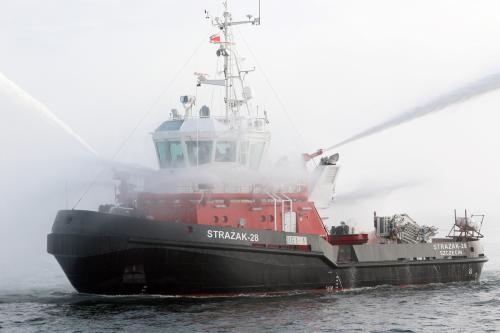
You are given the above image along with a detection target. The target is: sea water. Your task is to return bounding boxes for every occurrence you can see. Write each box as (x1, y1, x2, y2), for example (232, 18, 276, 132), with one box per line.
(1, 269, 499, 332)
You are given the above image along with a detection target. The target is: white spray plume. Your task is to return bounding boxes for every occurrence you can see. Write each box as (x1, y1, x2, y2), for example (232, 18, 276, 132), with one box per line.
(326, 72, 500, 151)
(334, 180, 422, 204)
(0, 71, 98, 156)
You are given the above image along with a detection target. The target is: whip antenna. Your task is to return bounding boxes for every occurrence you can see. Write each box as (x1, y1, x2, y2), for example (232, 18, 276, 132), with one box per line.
(258, 0, 261, 25)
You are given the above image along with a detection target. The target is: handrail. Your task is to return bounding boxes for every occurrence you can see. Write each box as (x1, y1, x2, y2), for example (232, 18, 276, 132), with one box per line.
(267, 192, 280, 231)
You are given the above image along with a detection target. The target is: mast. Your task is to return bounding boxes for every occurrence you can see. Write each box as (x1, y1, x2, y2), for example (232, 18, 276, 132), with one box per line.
(222, 1, 230, 121)
(201, 0, 260, 126)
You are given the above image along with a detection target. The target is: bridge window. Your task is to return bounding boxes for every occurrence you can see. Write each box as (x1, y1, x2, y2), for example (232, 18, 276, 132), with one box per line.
(156, 141, 185, 168)
(239, 141, 249, 165)
(249, 142, 265, 169)
(186, 140, 213, 166)
(215, 141, 236, 162)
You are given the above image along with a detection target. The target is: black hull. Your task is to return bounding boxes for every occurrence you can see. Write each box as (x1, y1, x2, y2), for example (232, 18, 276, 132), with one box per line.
(48, 210, 487, 295)
(51, 240, 486, 295)
(54, 246, 334, 294)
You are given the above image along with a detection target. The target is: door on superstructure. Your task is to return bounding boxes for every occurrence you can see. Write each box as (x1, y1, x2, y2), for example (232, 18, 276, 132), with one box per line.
(283, 212, 297, 233)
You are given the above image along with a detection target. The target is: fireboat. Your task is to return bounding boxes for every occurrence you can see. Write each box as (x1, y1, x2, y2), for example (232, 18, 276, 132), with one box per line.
(47, 2, 487, 295)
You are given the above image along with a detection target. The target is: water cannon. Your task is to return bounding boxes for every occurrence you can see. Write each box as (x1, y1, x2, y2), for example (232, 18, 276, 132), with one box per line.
(320, 153, 339, 165)
(303, 147, 340, 166)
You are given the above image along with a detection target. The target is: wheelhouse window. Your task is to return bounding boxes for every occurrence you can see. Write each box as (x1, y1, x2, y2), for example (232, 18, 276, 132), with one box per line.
(186, 140, 213, 166)
(156, 142, 168, 168)
(249, 142, 265, 169)
(239, 141, 249, 165)
(215, 141, 236, 162)
(156, 141, 185, 168)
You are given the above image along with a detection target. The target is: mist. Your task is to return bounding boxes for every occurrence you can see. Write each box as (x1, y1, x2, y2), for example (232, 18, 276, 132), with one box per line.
(2, 0, 500, 292)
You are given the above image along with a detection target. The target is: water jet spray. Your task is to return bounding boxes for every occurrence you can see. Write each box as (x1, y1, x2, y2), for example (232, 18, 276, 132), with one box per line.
(324, 72, 500, 152)
(0, 71, 98, 156)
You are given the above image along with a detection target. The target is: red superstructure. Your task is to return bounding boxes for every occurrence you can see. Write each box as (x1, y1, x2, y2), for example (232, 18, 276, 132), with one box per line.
(135, 189, 329, 237)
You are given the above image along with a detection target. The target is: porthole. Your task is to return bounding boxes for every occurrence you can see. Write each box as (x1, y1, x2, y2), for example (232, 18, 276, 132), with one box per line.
(260, 215, 266, 222)
(212, 216, 219, 223)
(222, 216, 228, 223)
(269, 215, 274, 222)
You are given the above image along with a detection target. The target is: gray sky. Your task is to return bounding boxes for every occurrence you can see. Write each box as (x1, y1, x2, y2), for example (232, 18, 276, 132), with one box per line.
(1, 0, 500, 287)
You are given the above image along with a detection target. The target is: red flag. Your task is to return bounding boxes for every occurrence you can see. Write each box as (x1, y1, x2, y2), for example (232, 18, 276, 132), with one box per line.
(209, 34, 221, 43)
